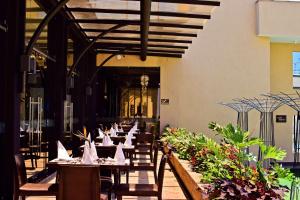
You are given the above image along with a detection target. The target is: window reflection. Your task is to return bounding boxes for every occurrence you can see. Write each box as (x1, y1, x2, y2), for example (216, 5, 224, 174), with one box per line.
(120, 88, 158, 119)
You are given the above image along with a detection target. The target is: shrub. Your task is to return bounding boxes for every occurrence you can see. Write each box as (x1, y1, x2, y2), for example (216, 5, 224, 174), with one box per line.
(161, 122, 293, 199)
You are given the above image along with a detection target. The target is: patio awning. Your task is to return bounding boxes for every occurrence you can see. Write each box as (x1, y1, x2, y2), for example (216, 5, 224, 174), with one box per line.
(26, 0, 221, 60)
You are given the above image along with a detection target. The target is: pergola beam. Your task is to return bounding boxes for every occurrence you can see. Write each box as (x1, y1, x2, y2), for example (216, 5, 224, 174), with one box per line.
(28, 35, 192, 44)
(68, 24, 126, 77)
(26, 7, 43, 12)
(97, 50, 182, 58)
(97, 48, 184, 54)
(32, 0, 89, 45)
(87, 36, 192, 44)
(82, 29, 197, 37)
(35, 42, 189, 50)
(126, 0, 220, 6)
(68, 7, 210, 19)
(93, 42, 189, 49)
(97, 47, 185, 54)
(25, 0, 70, 55)
(68, 19, 203, 29)
(27, 28, 197, 37)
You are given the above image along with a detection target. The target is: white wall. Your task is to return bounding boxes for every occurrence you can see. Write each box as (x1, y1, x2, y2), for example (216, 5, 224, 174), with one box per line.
(257, 0, 300, 42)
(160, 0, 270, 138)
(97, 0, 271, 139)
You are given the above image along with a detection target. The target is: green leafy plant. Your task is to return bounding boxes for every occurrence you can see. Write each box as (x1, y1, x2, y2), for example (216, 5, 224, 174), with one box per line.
(161, 122, 292, 200)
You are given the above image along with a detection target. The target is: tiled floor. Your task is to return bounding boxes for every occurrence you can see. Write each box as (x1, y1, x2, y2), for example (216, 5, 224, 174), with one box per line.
(25, 153, 187, 200)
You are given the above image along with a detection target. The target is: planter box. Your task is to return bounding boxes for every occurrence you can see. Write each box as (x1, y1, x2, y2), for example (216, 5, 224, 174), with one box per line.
(163, 145, 206, 200)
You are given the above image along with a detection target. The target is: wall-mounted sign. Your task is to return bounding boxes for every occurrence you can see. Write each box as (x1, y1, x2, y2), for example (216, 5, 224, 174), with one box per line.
(276, 115, 287, 123)
(161, 99, 169, 105)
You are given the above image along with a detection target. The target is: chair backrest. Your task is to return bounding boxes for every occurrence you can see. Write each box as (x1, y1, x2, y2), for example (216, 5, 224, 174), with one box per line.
(157, 155, 168, 195)
(96, 146, 116, 158)
(136, 132, 154, 144)
(153, 141, 160, 168)
(58, 165, 100, 200)
(14, 154, 28, 188)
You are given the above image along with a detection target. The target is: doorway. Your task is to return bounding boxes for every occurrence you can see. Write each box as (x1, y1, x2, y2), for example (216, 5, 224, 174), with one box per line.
(96, 67, 160, 123)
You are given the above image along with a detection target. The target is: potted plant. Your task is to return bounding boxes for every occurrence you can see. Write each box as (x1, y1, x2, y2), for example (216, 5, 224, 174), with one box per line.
(161, 122, 296, 199)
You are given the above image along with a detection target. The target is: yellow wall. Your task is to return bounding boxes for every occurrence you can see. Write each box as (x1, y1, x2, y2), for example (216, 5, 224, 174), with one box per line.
(92, 1, 299, 162)
(270, 43, 300, 161)
(96, 0, 271, 141)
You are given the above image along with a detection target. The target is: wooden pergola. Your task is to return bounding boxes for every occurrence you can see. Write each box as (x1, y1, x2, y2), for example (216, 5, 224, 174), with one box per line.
(0, 0, 220, 199)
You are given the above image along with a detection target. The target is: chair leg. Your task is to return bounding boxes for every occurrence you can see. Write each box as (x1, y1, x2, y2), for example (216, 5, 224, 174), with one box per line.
(108, 191, 111, 200)
(29, 150, 34, 169)
(154, 170, 158, 184)
(126, 171, 129, 184)
(158, 195, 162, 200)
(34, 152, 38, 168)
(13, 193, 19, 200)
(150, 147, 153, 162)
(117, 195, 122, 200)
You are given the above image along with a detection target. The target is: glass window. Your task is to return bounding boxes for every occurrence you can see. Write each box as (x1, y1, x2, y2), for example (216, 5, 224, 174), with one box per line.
(120, 88, 158, 119)
(293, 52, 300, 88)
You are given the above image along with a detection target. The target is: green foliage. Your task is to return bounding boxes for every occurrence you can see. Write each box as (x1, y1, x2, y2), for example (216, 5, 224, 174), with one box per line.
(161, 122, 292, 200)
(209, 122, 263, 148)
(259, 144, 286, 161)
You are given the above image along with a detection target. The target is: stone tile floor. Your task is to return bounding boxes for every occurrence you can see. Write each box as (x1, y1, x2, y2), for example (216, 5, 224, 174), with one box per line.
(25, 152, 187, 200)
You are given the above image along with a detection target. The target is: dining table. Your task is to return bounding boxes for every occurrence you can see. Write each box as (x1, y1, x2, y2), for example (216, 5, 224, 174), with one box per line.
(115, 131, 139, 136)
(47, 157, 131, 185)
(79, 143, 135, 166)
(95, 135, 137, 145)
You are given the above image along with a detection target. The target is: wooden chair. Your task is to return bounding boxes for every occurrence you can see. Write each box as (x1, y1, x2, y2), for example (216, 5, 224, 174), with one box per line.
(95, 145, 131, 185)
(57, 165, 107, 200)
(134, 132, 154, 162)
(115, 154, 168, 200)
(131, 140, 160, 183)
(14, 154, 58, 200)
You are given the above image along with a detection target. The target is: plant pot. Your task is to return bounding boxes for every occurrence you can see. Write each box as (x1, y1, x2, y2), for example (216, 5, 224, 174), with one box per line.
(162, 144, 206, 200)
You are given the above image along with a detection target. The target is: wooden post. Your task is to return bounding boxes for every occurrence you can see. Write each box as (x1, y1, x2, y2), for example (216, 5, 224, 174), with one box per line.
(46, 14, 67, 160)
(86, 52, 97, 133)
(71, 41, 88, 156)
(0, 0, 25, 198)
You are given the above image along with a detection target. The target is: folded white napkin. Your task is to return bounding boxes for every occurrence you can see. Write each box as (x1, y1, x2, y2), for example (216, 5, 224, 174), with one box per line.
(87, 133, 91, 142)
(110, 127, 117, 137)
(98, 128, 104, 138)
(114, 123, 119, 132)
(81, 141, 93, 164)
(129, 123, 138, 133)
(114, 143, 125, 163)
(90, 141, 99, 161)
(128, 131, 134, 137)
(124, 133, 132, 147)
(102, 135, 113, 146)
(57, 141, 72, 160)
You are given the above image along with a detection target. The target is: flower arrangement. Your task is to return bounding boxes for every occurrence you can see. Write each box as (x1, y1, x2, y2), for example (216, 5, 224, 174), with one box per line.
(161, 122, 296, 199)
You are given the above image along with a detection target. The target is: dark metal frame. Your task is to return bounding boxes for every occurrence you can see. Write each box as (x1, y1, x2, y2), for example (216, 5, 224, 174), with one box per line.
(220, 102, 253, 131)
(69, 19, 203, 29)
(264, 92, 300, 164)
(25, 0, 69, 55)
(237, 97, 283, 168)
(68, 7, 211, 19)
(140, 0, 152, 61)
(27, 0, 221, 60)
(67, 24, 127, 77)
